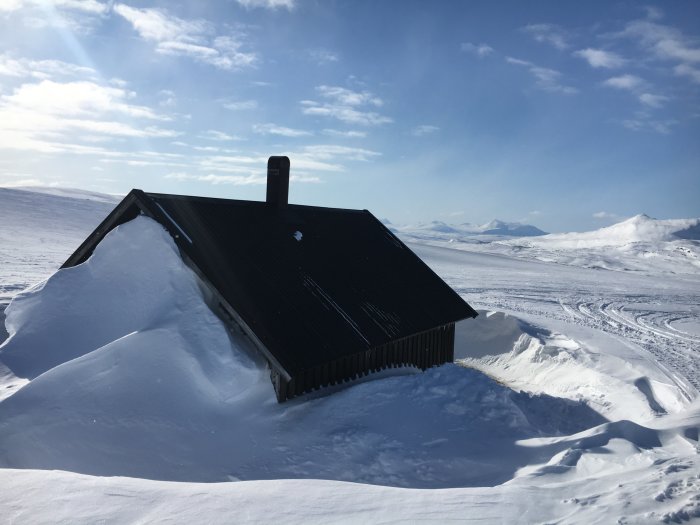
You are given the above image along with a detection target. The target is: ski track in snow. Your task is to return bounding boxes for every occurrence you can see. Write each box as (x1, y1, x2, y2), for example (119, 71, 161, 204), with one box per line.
(411, 243, 700, 399)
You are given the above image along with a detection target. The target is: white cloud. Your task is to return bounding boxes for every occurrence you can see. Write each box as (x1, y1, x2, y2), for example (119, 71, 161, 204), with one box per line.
(0, 0, 108, 13)
(522, 23, 569, 50)
(253, 123, 311, 137)
(638, 93, 669, 108)
(0, 79, 178, 154)
(316, 85, 383, 107)
(574, 48, 625, 68)
(199, 130, 242, 141)
(505, 57, 577, 94)
(674, 64, 700, 84)
(618, 19, 700, 64)
(301, 85, 392, 126)
(113, 4, 256, 70)
(0, 53, 97, 80)
(309, 49, 339, 65)
(157, 142, 382, 186)
(622, 118, 676, 134)
(159, 89, 176, 107)
(5, 80, 166, 120)
(234, 0, 294, 10)
(603, 74, 643, 90)
(460, 42, 494, 58)
(165, 171, 267, 185)
(593, 211, 618, 219)
(322, 129, 366, 138)
(644, 6, 664, 21)
(223, 99, 258, 110)
(299, 145, 380, 162)
(0, 0, 109, 33)
(411, 125, 439, 136)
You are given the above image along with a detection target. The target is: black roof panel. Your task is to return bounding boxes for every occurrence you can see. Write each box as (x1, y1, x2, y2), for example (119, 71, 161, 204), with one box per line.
(145, 193, 477, 376)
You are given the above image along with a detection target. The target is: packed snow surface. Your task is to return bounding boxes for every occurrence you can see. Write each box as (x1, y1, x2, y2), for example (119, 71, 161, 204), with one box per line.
(0, 189, 699, 523)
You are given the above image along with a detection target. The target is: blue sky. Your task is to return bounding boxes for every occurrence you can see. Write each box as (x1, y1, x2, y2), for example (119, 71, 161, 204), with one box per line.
(0, 0, 698, 232)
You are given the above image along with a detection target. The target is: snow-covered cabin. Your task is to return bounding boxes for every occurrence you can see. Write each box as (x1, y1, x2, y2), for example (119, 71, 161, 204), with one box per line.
(63, 157, 478, 401)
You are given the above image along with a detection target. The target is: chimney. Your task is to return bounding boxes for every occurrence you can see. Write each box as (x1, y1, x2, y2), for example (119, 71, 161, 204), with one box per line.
(266, 156, 290, 208)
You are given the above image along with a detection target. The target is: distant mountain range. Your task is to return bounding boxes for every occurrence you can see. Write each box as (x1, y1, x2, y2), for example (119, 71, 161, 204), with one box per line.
(394, 219, 548, 237)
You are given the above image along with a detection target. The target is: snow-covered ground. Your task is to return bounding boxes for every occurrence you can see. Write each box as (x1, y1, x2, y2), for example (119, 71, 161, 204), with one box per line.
(0, 188, 698, 523)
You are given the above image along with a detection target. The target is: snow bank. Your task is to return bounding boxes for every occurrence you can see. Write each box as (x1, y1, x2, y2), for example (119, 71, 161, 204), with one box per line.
(455, 311, 689, 421)
(0, 215, 651, 487)
(1, 202, 699, 522)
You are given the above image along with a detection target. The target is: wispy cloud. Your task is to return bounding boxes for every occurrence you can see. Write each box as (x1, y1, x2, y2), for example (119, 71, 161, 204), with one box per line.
(0, 79, 177, 154)
(301, 85, 392, 126)
(223, 99, 258, 111)
(621, 117, 676, 135)
(0, 53, 98, 80)
(113, 4, 256, 70)
(199, 129, 242, 141)
(602, 74, 643, 90)
(505, 57, 577, 94)
(460, 42, 494, 58)
(522, 23, 569, 50)
(638, 93, 668, 108)
(166, 171, 267, 185)
(309, 49, 339, 65)
(163, 143, 378, 187)
(322, 129, 367, 138)
(411, 124, 439, 136)
(674, 63, 700, 84)
(0, 0, 108, 13)
(234, 0, 294, 10)
(0, 0, 107, 33)
(593, 211, 619, 220)
(574, 48, 625, 68)
(299, 145, 380, 162)
(158, 89, 176, 107)
(617, 19, 700, 64)
(253, 123, 312, 137)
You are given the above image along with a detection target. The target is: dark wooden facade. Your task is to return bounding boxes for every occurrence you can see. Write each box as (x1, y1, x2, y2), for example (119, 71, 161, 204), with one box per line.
(63, 157, 477, 402)
(272, 323, 455, 401)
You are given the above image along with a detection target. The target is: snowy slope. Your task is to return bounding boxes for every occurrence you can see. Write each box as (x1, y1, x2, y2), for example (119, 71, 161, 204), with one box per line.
(0, 187, 116, 304)
(400, 214, 700, 275)
(0, 189, 699, 523)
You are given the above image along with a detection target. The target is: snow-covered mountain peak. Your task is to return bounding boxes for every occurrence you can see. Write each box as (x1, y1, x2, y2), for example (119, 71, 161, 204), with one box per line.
(395, 219, 547, 237)
(478, 219, 547, 237)
(533, 214, 700, 248)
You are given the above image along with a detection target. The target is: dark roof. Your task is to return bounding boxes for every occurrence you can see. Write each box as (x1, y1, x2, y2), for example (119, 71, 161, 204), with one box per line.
(64, 189, 477, 380)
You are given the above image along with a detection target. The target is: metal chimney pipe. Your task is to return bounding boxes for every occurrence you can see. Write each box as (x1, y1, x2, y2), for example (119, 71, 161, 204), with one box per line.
(266, 156, 290, 208)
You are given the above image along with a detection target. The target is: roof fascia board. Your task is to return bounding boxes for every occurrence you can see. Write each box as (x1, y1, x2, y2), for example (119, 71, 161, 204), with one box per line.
(363, 210, 479, 321)
(61, 189, 144, 269)
(61, 189, 293, 382)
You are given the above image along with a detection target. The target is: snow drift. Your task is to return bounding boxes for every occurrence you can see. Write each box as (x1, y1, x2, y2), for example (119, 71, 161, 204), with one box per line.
(0, 215, 613, 486)
(1, 192, 699, 522)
